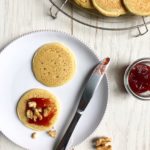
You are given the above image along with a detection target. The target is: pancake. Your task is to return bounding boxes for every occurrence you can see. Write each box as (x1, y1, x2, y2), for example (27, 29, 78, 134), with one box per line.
(74, 0, 94, 9)
(17, 89, 60, 131)
(123, 0, 150, 16)
(32, 43, 76, 87)
(92, 0, 127, 17)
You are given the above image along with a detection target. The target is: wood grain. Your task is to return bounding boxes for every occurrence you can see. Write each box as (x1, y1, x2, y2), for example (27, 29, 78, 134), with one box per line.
(0, 0, 150, 150)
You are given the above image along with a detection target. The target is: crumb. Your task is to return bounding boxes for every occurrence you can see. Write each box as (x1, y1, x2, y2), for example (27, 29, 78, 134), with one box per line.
(31, 132, 38, 139)
(47, 130, 57, 138)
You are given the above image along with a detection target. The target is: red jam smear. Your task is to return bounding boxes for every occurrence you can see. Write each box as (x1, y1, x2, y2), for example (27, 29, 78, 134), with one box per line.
(26, 98, 56, 126)
(128, 63, 150, 94)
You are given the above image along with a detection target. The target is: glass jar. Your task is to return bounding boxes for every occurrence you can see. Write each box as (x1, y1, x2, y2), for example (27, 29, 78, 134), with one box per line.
(124, 58, 150, 100)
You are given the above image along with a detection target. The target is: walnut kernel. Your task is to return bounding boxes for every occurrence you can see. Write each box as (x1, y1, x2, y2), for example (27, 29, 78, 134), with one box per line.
(95, 137, 112, 150)
(28, 101, 37, 108)
(33, 115, 38, 122)
(43, 107, 51, 117)
(26, 109, 33, 119)
(96, 145, 112, 150)
(96, 137, 111, 146)
(34, 109, 43, 120)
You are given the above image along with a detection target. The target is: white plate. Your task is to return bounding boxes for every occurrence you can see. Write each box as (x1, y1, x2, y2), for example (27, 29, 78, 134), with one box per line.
(0, 31, 108, 150)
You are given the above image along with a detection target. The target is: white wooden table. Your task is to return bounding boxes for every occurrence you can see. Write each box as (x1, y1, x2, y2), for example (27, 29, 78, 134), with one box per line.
(1, 0, 150, 150)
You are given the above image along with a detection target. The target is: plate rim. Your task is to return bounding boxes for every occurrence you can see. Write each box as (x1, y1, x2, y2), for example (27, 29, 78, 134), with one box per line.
(0, 30, 109, 149)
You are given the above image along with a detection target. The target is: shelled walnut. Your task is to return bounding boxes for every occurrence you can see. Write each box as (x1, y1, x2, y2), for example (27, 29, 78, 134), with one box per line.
(43, 106, 51, 117)
(34, 108, 43, 120)
(96, 145, 112, 150)
(33, 115, 38, 122)
(28, 101, 37, 108)
(95, 137, 112, 150)
(26, 110, 33, 119)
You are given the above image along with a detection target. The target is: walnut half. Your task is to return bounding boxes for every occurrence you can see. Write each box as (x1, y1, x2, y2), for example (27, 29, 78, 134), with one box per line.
(43, 107, 51, 117)
(96, 145, 112, 150)
(95, 137, 112, 150)
(96, 137, 111, 146)
(28, 101, 37, 108)
(26, 109, 33, 119)
(34, 109, 43, 120)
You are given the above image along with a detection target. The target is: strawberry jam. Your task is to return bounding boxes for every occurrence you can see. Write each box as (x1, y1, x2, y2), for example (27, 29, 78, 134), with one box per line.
(26, 98, 56, 126)
(128, 63, 150, 94)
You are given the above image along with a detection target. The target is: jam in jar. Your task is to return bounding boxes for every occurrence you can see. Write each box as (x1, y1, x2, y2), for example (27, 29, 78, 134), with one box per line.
(124, 58, 150, 100)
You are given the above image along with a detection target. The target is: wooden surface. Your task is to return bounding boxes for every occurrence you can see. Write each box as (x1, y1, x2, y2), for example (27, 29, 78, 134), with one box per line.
(0, 0, 150, 150)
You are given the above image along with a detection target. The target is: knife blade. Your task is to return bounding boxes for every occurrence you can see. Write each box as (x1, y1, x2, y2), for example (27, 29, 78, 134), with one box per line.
(55, 57, 110, 150)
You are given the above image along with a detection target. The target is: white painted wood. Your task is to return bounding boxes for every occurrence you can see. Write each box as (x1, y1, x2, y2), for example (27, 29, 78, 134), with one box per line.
(0, 0, 150, 150)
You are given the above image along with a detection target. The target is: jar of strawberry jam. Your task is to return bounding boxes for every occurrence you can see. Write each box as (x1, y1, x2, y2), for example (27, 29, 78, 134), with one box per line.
(124, 58, 150, 100)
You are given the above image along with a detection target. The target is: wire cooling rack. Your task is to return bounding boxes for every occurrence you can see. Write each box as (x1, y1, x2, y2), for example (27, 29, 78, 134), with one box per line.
(49, 0, 150, 36)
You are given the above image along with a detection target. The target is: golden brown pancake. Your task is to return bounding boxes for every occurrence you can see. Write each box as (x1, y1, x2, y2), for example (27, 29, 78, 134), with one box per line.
(123, 0, 150, 16)
(74, 0, 94, 9)
(32, 43, 76, 87)
(92, 0, 127, 17)
(17, 89, 60, 131)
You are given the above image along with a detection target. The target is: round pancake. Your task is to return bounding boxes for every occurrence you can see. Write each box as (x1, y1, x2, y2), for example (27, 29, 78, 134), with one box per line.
(92, 0, 127, 17)
(123, 0, 150, 16)
(32, 43, 76, 87)
(17, 89, 60, 131)
(74, 0, 94, 9)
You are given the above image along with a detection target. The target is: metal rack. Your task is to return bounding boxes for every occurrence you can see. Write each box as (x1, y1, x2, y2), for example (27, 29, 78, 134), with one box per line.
(49, 0, 150, 37)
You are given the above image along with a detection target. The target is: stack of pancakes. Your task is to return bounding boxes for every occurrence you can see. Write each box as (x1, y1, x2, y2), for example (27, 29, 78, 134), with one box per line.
(74, 0, 150, 17)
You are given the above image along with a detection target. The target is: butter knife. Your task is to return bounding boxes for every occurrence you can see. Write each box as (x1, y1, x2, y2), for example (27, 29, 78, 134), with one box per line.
(56, 57, 110, 150)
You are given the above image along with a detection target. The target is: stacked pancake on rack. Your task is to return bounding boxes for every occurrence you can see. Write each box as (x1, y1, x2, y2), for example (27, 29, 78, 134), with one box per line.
(74, 0, 150, 17)
(74, 0, 94, 9)
(123, 0, 150, 16)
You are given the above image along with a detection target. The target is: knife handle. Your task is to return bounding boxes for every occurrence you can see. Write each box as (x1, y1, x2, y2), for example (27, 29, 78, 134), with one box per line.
(55, 112, 81, 150)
